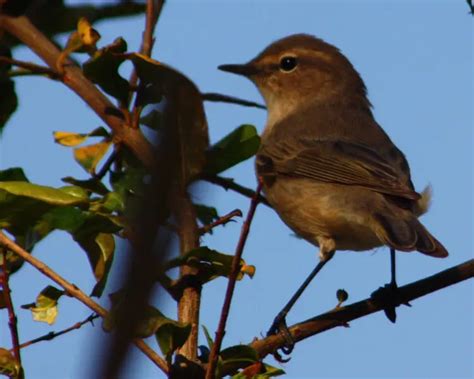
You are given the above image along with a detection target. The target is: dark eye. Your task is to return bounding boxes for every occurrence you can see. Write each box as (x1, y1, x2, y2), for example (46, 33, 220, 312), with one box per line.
(279, 56, 298, 72)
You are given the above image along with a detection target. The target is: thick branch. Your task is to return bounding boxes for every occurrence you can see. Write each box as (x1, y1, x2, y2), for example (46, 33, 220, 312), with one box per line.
(0, 15, 155, 169)
(249, 259, 474, 361)
(0, 231, 169, 374)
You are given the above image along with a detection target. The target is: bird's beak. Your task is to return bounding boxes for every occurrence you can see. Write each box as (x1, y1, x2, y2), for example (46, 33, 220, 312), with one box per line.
(218, 63, 260, 77)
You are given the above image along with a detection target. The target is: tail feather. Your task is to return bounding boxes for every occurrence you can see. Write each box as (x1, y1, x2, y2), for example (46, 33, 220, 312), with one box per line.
(374, 212, 448, 258)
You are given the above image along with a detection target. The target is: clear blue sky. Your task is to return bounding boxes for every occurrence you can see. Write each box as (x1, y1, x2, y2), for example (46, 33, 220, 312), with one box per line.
(0, 1, 472, 378)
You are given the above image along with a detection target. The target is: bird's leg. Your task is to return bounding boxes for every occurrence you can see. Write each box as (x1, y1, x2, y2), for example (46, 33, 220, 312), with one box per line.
(389, 247, 397, 287)
(267, 238, 335, 356)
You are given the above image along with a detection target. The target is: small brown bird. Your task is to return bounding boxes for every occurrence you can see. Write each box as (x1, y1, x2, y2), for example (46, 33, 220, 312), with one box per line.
(219, 34, 448, 352)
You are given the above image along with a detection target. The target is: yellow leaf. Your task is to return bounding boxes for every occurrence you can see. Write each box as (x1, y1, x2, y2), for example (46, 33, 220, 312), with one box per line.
(77, 17, 101, 48)
(54, 131, 88, 147)
(74, 140, 111, 174)
(240, 264, 256, 279)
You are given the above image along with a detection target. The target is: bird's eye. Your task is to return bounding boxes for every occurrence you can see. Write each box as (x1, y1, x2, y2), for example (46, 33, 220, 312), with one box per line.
(279, 56, 298, 72)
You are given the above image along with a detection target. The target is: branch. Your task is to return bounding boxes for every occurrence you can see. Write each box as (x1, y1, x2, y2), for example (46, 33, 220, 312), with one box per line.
(202, 174, 271, 207)
(206, 182, 263, 379)
(18, 314, 99, 350)
(1, 249, 22, 369)
(202, 92, 266, 110)
(199, 208, 242, 235)
(0, 15, 155, 169)
(0, 231, 169, 374)
(0, 56, 59, 79)
(248, 259, 474, 362)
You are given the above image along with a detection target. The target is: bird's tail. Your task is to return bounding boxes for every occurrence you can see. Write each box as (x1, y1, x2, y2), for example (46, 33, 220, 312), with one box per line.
(374, 212, 448, 258)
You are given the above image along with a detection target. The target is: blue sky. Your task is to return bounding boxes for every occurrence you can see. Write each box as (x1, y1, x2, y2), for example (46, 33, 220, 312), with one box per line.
(0, 1, 472, 378)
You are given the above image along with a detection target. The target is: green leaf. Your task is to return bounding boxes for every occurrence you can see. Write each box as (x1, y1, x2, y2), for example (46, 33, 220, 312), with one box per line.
(0, 348, 19, 378)
(165, 247, 253, 284)
(202, 325, 214, 349)
(83, 37, 129, 103)
(0, 181, 88, 233)
(221, 345, 258, 371)
(53, 127, 109, 147)
(73, 140, 112, 174)
(74, 229, 116, 297)
(205, 124, 260, 174)
(156, 320, 192, 362)
(0, 167, 28, 182)
(21, 285, 64, 325)
(62, 176, 109, 195)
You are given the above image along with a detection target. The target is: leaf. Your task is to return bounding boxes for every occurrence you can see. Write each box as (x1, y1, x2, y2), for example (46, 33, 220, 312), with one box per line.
(194, 204, 219, 226)
(21, 285, 64, 325)
(221, 345, 258, 372)
(74, 228, 116, 297)
(103, 292, 190, 357)
(156, 319, 192, 362)
(53, 127, 109, 147)
(205, 124, 260, 174)
(62, 176, 109, 195)
(0, 167, 28, 182)
(83, 38, 129, 103)
(130, 54, 209, 184)
(202, 325, 214, 349)
(0, 181, 88, 233)
(165, 247, 253, 284)
(0, 78, 18, 134)
(74, 140, 112, 174)
(0, 348, 19, 378)
(139, 109, 162, 130)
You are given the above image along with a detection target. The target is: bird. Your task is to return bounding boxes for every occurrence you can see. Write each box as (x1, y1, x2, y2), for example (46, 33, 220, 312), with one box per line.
(218, 34, 448, 354)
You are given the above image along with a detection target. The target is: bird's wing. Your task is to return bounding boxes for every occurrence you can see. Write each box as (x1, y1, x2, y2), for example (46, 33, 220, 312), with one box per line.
(258, 139, 420, 200)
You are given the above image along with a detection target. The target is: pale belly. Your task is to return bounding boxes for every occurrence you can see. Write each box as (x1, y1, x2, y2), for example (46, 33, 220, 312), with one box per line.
(263, 177, 384, 252)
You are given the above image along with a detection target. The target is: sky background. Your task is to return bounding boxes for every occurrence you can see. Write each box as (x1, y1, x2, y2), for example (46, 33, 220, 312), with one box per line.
(0, 1, 472, 378)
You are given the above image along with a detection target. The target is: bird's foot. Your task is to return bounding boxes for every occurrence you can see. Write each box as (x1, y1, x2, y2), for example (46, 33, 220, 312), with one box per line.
(267, 313, 294, 361)
(371, 281, 411, 323)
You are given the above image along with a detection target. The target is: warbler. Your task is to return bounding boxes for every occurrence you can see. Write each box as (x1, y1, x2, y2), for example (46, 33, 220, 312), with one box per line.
(219, 34, 448, 350)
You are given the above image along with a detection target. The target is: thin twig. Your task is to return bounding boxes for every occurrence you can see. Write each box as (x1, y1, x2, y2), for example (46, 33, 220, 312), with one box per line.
(18, 314, 99, 350)
(199, 208, 242, 235)
(128, 0, 165, 107)
(1, 249, 22, 368)
(0, 56, 59, 79)
(0, 231, 169, 374)
(202, 92, 266, 110)
(202, 174, 271, 207)
(205, 181, 263, 379)
(93, 148, 118, 180)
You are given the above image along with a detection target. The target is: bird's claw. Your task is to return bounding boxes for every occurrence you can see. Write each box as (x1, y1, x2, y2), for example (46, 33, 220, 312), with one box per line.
(371, 281, 407, 323)
(267, 315, 295, 359)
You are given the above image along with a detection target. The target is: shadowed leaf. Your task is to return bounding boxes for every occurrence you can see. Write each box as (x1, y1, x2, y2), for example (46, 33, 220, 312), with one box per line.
(0, 348, 19, 378)
(74, 140, 112, 174)
(0, 167, 28, 182)
(204, 124, 260, 174)
(53, 127, 108, 147)
(83, 37, 129, 103)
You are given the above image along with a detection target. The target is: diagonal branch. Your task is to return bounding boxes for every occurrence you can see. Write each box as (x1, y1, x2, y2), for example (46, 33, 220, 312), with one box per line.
(0, 15, 155, 169)
(206, 181, 263, 379)
(18, 314, 99, 350)
(0, 231, 169, 374)
(0, 56, 59, 78)
(248, 259, 474, 362)
(202, 92, 266, 110)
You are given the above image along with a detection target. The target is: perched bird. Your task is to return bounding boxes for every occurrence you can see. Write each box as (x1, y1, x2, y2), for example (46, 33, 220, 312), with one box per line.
(219, 34, 448, 352)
